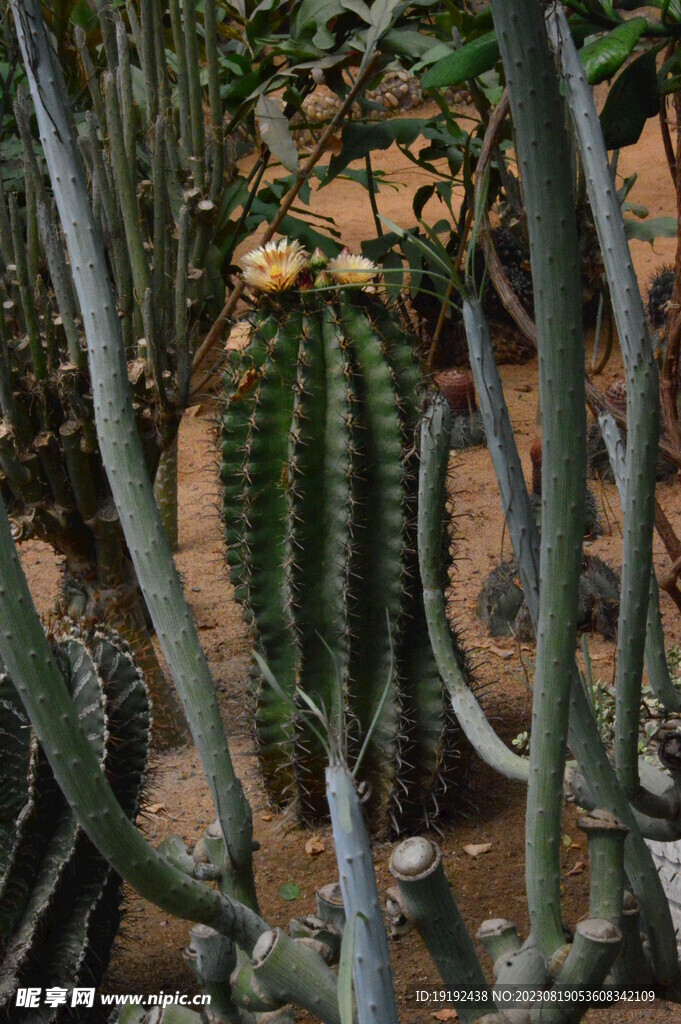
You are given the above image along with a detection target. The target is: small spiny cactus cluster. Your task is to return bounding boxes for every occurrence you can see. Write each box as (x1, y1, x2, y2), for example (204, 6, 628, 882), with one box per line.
(0, 622, 150, 1020)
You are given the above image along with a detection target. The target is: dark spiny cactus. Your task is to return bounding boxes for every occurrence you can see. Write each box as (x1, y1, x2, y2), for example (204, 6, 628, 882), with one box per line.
(477, 554, 620, 642)
(0, 622, 150, 1018)
(587, 379, 675, 483)
(648, 266, 674, 330)
(222, 244, 472, 833)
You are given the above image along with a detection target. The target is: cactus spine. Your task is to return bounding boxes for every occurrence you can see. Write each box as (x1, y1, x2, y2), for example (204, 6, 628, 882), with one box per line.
(223, 252, 468, 832)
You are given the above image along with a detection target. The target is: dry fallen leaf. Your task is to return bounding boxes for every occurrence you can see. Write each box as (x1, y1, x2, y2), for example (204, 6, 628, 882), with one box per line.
(432, 1009, 458, 1021)
(185, 403, 204, 418)
(147, 803, 166, 815)
(463, 843, 492, 858)
(305, 837, 326, 857)
(566, 861, 585, 877)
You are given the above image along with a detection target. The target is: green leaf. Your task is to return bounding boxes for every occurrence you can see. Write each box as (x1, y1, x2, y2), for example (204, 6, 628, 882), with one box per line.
(380, 27, 433, 59)
(256, 94, 300, 172)
(338, 911, 363, 1024)
(340, 0, 372, 22)
(578, 17, 647, 84)
(624, 215, 677, 244)
(422, 32, 500, 89)
(294, 0, 346, 36)
(413, 183, 435, 220)
(600, 48, 659, 149)
(279, 881, 302, 901)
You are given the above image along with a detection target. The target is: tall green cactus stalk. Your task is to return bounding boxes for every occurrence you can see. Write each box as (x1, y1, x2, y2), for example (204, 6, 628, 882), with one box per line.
(546, 6, 661, 805)
(0, 621, 150, 1017)
(490, 0, 587, 965)
(11, 0, 258, 911)
(222, 244, 469, 833)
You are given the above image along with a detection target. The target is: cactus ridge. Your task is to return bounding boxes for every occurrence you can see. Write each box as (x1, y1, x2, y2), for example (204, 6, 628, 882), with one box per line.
(245, 314, 300, 805)
(0, 624, 150, 1018)
(223, 289, 474, 833)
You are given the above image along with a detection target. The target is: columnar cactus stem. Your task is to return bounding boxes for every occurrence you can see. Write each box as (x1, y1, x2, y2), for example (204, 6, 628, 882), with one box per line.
(94, 0, 118, 74)
(14, 86, 84, 370)
(547, 2, 660, 805)
(11, 0, 258, 911)
(476, 919, 522, 972)
(168, 0, 190, 154)
(74, 25, 105, 122)
(389, 837, 490, 1022)
(251, 928, 342, 1024)
(610, 893, 654, 989)
(597, 412, 681, 713)
(9, 192, 45, 380)
(578, 811, 629, 925)
(463, 297, 539, 620)
(419, 395, 529, 782)
(115, 15, 136, 183)
(139, 0, 158, 124)
(175, 204, 190, 405)
(491, 0, 586, 964)
(539, 921, 621, 1023)
(182, 0, 206, 189)
(155, 436, 180, 553)
(326, 759, 399, 1024)
(204, 0, 224, 200)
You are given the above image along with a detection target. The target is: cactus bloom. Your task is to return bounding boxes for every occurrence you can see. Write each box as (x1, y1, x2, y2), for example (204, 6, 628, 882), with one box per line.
(241, 238, 308, 293)
(327, 249, 377, 285)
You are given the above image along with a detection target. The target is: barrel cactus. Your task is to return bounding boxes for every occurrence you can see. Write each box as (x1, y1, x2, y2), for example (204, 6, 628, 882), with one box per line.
(221, 241, 470, 833)
(0, 621, 150, 1017)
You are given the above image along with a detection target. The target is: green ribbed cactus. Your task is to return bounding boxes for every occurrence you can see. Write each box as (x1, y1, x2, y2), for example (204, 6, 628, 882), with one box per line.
(221, 244, 469, 833)
(0, 621, 150, 1019)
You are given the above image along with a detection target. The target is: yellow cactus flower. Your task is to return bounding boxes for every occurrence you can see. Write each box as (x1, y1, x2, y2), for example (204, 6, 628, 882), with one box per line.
(241, 238, 308, 293)
(327, 250, 378, 286)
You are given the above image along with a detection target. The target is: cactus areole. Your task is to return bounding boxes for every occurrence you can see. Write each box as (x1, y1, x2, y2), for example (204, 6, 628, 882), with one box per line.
(222, 242, 470, 833)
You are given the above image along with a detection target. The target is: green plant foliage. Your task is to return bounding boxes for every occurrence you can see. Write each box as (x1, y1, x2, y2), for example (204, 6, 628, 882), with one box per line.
(578, 17, 647, 84)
